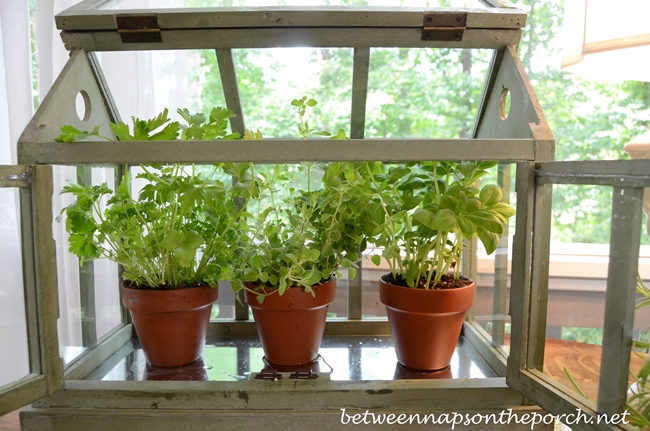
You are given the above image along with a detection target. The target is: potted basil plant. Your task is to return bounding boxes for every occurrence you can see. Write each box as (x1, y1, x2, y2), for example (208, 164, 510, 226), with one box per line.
(364, 161, 515, 371)
(57, 107, 255, 367)
(230, 97, 369, 367)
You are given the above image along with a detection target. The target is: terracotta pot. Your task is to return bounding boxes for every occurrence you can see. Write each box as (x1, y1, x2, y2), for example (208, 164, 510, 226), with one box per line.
(121, 283, 219, 367)
(379, 275, 475, 371)
(244, 279, 336, 367)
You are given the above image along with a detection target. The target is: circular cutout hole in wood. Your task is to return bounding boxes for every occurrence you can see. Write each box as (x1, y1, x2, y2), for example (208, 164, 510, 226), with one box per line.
(499, 88, 511, 120)
(75, 90, 91, 122)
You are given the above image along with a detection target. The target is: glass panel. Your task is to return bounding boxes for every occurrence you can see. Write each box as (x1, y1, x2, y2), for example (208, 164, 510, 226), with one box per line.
(95, 0, 487, 11)
(542, 184, 611, 402)
(630, 246, 650, 425)
(91, 168, 122, 340)
(473, 163, 515, 355)
(366, 48, 491, 139)
(0, 188, 30, 387)
(53, 165, 85, 365)
(85, 335, 495, 381)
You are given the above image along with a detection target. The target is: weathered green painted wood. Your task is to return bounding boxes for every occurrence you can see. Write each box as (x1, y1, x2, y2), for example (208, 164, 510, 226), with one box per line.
(21, 406, 553, 431)
(463, 322, 507, 377)
(46, 378, 523, 411)
(59, 28, 522, 52)
(56, 7, 526, 31)
(475, 46, 553, 142)
(597, 186, 643, 416)
(64, 325, 132, 381)
(17, 51, 116, 153)
(33, 165, 65, 395)
(537, 159, 650, 177)
(0, 375, 48, 417)
(506, 162, 535, 392)
(19, 138, 536, 165)
(216, 49, 246, 135)
(85, 52, 122, 124)
(19, 180, 41, 377)
(21, 405, 554, 431)
(517, 370, 629, 431)
(472, 48, 505, 138)
(527, 182, 552, 371)
(350, 48, 369, 140)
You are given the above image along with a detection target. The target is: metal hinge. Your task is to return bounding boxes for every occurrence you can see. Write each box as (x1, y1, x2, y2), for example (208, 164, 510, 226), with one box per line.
(422, 13, 467, 41)
(116, 15, 161, 44)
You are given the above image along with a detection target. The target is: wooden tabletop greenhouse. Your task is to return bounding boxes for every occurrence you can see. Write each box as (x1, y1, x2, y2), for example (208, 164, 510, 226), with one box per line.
(0, 0, 648, 430)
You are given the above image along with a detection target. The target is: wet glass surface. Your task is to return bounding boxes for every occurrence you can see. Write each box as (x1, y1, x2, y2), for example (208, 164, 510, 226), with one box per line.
(86, 335, 496, 381)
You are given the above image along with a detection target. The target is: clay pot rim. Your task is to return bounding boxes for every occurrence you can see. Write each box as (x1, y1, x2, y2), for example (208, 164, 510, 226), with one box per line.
(121, 282, 219, 313)
(379, 274, 475, 314)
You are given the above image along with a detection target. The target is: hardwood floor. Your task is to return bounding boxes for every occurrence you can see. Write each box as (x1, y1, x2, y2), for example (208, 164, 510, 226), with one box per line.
(0, 410, 20, 431)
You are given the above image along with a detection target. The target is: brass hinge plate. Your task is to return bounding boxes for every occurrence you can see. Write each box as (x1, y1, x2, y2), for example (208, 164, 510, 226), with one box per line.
(422, 13, 467, 41)
(116, 15, 161, 44)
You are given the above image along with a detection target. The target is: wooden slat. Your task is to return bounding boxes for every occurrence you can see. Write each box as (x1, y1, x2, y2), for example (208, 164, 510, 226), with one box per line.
(216, 49, 246, 135)
(55, 7, 527, 31)
(350, 47, 370, 140)
(537, 159, 650, 178)
(59, 28, 522, 52)
(597, 186, 643, 416)
(33, 165, 65, 394)
(19, 138, 536, 165)
(47, 378, 523, 411)
(506, 162, 535, 391)
(0, 375, 48, 417)
(528, 181, 553, 371)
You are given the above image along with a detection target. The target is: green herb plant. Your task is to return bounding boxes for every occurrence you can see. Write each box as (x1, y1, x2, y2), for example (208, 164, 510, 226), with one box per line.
(57, 108, 257, 289)
(364, 161, 515, 289)
(230, 97, 369, 303)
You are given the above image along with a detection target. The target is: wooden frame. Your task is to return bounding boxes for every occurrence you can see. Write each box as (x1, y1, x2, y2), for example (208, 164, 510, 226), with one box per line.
(0, 165, 64, 416)
(13, 3, 647, 430)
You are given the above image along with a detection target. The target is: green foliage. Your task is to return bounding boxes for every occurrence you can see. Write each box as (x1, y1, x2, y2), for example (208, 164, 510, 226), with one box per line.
(57, 108, 255, 289)
(230, 99, 369, 302)
(364, 160, 514, 289)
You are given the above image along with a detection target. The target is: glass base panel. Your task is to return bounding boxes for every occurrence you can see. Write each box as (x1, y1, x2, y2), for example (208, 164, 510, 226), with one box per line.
(85, 335, 497, 381)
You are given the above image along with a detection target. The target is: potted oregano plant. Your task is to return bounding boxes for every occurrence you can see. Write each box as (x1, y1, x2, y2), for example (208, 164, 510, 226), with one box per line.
(230, 97, 369, 367)
(364, 160, 515, 370)
(57, 107, 256, 367)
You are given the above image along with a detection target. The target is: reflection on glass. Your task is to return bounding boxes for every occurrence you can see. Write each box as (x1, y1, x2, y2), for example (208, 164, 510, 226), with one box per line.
(366, 48, 490, 139)
(87, 335, 495, 381)
(542, 184, 613, 402)
(0, 188, 30, 387)
(96, 0, 487, 10)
